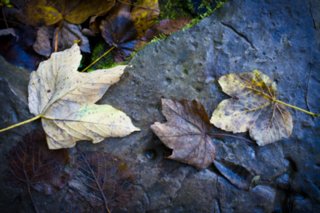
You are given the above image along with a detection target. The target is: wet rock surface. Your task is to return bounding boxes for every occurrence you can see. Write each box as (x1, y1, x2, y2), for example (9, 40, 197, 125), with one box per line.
(1, 0, 320, 212)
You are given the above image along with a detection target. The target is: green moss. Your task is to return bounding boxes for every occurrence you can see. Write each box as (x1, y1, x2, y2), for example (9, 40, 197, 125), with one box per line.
(182, 0, 228, 30)
(159, 0, 194, 19)
(88, 43, 117, 71)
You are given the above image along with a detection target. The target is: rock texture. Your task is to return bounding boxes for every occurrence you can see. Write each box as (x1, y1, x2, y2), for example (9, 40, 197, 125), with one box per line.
(0, 0, 320, 212)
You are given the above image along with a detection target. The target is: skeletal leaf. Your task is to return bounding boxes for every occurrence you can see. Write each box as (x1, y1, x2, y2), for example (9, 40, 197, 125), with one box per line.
(7, 130, 68, 212)
(211, 70, 293, 146)
(151, 99, 216, 169)
(68, 152, 135, 212)
(28, 44, 139, 149)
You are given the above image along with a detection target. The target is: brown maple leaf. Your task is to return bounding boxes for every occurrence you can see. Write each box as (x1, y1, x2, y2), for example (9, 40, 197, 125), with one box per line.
(211, 70, 293, 145)
(151, 99, 216, 169)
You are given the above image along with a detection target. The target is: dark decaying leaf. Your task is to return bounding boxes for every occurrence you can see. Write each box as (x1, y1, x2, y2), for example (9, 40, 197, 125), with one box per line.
(0, 26, 43, 70)
(143, 18, 191, 41)
(54, 22, 90, 53)
(7, 130, 69, 211)
(33, 22, 90, 56)
(23, 0, 115, 26)
(33, 26, 53, 57)
(213, 160, 254, 190)
(100, 3, 138, 61)
(211, 70, 293, 145)
(99, 0, 160, 61)
(68, 152, 135, 212)
(0, 28, 18, 39)
(151, 99, 216, 169)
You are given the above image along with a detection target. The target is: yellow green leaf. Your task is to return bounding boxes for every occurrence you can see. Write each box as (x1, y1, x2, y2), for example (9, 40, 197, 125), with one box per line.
(63, 0, 115, 24)
(25, 4, 62, 26)
(131, 0, 160, 37)
(23, 0, 115, 26)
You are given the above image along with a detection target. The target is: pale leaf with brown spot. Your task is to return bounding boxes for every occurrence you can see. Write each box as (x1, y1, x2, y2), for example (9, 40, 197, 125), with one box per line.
(28, 44, 139, 149)
(151, 99, 215, 169)
(210, 70, 293, 146)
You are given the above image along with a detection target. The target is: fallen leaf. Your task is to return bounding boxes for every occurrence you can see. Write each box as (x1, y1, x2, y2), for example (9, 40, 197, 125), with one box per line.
(211, 70, 293, 146)
(131, 0, 160, 37)
(7, 130, 68, 211)
(0, 28, 18, 39)
(100, 3, 137, 61)
(23, 0, 115, 26)
(143, 18, 191, 41)
(68, 152, 135, 212)
(0, 26, 43, 70)
(33, 22, 90, 56)
(151, 99, 216, 169)
(99, 0, 160, 61)
(28, 44, 140, 149)
(33, 26, 53, 57)
(24, 2, 62, 26)
(53, 21, 90, 53)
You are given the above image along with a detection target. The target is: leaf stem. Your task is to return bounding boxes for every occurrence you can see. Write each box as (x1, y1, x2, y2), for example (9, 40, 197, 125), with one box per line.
(245, 85, 319, 117)
(0, 115, 42, 133)
(274, 99, 319, 117)
(81, 46, 115, 72)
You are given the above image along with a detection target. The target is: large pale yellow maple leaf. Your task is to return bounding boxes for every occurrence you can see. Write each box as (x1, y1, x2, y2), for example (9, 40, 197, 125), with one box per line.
(28, 44, 139, 149)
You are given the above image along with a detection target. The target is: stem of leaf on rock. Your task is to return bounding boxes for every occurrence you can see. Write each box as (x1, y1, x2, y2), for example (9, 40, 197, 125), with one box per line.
(274, 99, 319, 117)
(246, 85, 319, 117)
(0, 115, 42, 133)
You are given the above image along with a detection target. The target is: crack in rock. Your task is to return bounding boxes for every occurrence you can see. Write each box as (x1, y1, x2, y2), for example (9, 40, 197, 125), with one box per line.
(221, 22, 256, 50)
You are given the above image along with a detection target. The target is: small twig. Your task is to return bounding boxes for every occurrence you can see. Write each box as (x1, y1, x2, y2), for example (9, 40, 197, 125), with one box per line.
(54, 22, 63, 52)
(81, 46, 115, 72)
(1, 8, 8, 28)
